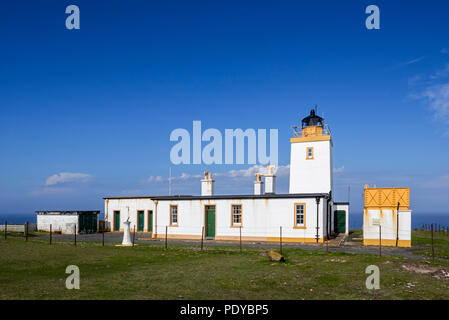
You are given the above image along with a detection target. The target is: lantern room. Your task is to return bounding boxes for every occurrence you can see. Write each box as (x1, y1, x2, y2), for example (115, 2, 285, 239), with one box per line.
(300, 109, 329, 137)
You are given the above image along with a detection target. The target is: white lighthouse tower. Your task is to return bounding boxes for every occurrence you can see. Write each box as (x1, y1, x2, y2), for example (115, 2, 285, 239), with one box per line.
(289, 109, 333, 194)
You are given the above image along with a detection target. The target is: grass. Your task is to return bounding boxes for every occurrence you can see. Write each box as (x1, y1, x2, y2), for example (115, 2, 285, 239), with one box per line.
(412, 230, 449, 259)
(0, 232, 448, 300)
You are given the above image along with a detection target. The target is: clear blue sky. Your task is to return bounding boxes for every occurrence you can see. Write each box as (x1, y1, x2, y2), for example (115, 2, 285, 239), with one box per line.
(1, 1, 448, 214)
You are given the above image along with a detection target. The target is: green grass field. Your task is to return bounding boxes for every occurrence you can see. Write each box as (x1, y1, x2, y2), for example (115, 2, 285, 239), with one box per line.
(411, 230, 449, 259)
(0, 232, 448, 300)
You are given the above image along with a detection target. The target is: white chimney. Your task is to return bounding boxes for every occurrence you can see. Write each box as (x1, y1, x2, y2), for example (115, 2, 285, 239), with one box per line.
(264, 165, 276, 194)
(201, 171, 214, 196)
(254, 173, 264, 195)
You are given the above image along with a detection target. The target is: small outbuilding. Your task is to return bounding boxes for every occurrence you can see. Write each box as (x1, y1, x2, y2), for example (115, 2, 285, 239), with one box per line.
(36, 211, 99, 234)
(362, 185, 411, 247)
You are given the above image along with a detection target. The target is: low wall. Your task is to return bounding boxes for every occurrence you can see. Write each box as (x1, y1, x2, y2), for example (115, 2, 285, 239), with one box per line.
(0, 223, 37, 232)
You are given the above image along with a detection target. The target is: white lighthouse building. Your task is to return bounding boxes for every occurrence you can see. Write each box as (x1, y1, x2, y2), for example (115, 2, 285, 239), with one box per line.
(104, 109, 350, 243)
(289, 109, 333, 194)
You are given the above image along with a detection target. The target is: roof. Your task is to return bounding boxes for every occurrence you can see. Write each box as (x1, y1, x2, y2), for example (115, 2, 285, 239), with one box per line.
(103, 193, 330, 201)
(302, 109, 324, 127)
(35, 211, 100, 215)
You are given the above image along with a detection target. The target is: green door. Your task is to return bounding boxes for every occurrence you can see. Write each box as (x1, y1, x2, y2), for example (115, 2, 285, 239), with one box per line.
(114, 211, 120, 231)
(78, 215, 84, 233)
(79, 215, 93, 233)
(148, 211, 153, 232)
(206, 207, 215, 239)
(334, 210, 346, 233)
(138, 211, 144, 232)
(85, 215, 90, 233)
(92, 215, 97, 232)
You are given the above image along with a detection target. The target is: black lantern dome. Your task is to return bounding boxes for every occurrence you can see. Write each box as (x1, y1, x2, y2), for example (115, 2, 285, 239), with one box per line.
(301, 109, 323, 128)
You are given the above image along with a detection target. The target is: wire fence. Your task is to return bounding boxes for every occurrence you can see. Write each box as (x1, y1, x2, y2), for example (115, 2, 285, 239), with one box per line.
(411, 223, 449, 260)
(2, 219, 447, 259)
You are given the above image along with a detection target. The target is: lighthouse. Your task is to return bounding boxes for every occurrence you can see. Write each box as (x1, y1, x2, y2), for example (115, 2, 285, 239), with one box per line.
(289, 109, 333, 194)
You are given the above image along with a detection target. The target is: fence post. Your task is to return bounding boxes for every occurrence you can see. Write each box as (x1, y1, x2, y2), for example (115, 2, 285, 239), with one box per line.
(379, 225, 381, 257)
(74, 224, 77, 246)
(280, 226, 283, 255)
(25, 222, 28, 241)
(395, 202, 400, 247)
(102, 229, 104, 247)
(200, 226, 204, 251)
(132, 225, 136, 247)
(326, 238, 329, 253)
(431, 224, 434, 260)
(164, 226, 168, 250)
(4, 221, 7, 240)
(239, 226, 242, 253)
(50, 224, 52, 245)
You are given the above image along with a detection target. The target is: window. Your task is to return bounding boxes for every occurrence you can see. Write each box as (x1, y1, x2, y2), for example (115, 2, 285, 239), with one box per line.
(306, 147, 314, 159)
(231, 204, 242, 226)
(170, 205, 178, 226)
(294, 203, 306, 228)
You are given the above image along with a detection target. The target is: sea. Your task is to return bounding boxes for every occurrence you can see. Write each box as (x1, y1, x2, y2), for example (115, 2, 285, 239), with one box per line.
(1, 212, 448, 229)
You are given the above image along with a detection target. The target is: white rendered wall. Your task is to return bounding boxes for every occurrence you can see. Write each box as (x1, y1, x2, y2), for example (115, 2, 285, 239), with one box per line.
(289, 140, 333, 194)
(363, 209, 411, 247)
(254, 182, 264, 195)
(37, 215, 78, 234)
(265, 176, 276, 194)
(105, 198, 155, 232)
(201, 180, 214, 196)
(105, 197, 327, 242)
(333, 203, 349, 235)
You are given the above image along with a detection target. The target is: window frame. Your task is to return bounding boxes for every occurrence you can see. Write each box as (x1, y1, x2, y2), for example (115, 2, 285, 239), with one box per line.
(231, 204, 243, 227)
(294, 203, 306, 229)
(170, 205, 178, 226)
(306, 147, 314, 160)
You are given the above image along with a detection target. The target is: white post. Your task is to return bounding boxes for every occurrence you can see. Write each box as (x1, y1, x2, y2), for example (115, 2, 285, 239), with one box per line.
(120, 218, 133, 246)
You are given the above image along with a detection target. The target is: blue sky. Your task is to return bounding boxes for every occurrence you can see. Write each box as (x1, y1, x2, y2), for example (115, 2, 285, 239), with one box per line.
(1, 1, 449, 215)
